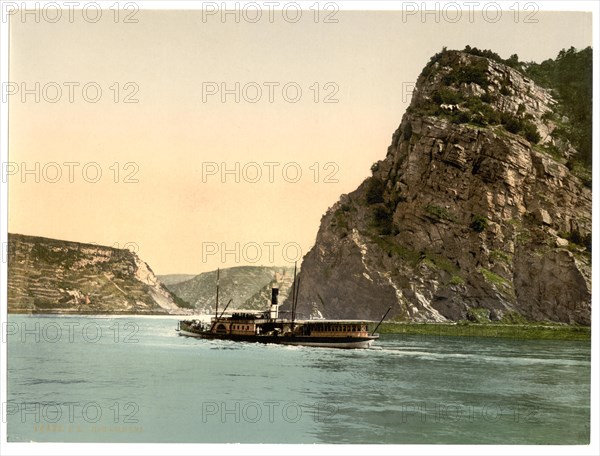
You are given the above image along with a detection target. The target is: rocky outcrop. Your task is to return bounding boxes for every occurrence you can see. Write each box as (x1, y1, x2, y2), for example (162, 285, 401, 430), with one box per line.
(7, 233, 185, 314)
(286, 50, 591, 325)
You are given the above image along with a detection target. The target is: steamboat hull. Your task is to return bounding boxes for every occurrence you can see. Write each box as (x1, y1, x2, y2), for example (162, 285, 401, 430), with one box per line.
(178, 326, 377, 349)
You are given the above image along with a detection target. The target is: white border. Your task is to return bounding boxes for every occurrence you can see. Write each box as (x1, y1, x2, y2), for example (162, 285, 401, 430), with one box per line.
(0, 1, 598, 455)
(0, 0, 10, 452)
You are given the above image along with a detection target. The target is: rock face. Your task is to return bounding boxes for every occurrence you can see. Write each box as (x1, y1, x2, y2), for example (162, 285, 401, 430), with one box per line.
(7, 233, 184, 314)
(286, 50, 591, 325)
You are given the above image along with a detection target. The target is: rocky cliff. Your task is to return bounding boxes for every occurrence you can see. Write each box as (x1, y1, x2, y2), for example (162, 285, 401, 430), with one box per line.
(7, 233, 186, 314)
(286, 49, 592, 324)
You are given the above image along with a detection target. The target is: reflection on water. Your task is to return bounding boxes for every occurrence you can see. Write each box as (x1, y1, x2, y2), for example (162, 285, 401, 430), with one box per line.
(7, 315, 590, 444)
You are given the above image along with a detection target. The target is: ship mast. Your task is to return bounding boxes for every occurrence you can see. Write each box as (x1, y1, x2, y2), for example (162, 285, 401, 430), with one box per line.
(210, 298, 232, 331)
(214, 268, 220, 321)
(291, 262, 300, 329)
(371, 306, 392, 336)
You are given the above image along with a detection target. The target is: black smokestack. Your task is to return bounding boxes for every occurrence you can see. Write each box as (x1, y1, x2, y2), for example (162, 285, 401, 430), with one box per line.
(271, 287, 279, 305)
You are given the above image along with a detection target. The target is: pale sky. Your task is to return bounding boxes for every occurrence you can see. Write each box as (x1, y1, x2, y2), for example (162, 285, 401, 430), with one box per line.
(8, 8, 592, 274)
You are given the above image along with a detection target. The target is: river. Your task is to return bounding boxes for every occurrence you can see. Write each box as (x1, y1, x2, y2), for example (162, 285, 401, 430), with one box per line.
(6, 315, 590, 444)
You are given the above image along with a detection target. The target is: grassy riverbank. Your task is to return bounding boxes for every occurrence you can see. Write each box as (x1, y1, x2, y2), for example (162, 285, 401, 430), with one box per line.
(379, 322, 591, 341)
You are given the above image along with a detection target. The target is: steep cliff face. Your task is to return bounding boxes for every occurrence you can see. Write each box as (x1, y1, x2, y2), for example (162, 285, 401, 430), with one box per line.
(288, 50, 591, 324)
(7, 233, 184, 314)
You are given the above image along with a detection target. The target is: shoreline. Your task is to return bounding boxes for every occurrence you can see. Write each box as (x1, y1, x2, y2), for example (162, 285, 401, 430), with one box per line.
(379, 322, 591, 341)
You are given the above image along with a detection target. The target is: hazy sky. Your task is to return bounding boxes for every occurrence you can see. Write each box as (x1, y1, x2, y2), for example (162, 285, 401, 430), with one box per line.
(8, 7, 592, 274)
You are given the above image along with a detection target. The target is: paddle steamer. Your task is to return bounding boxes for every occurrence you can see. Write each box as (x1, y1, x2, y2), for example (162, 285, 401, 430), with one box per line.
(177, 268, 389, 349)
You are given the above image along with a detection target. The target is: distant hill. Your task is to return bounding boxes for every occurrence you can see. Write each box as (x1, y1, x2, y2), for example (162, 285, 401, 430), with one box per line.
(157, 274, 197, 286)
(242, 270, 295, 311)
(164, 266, 295, 314)
(8, 233, 189, 314)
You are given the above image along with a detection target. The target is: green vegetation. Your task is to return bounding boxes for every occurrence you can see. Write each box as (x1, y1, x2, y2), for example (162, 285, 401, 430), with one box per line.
(567, 160, 592, 189)
(431, 87, 463, 105)
(464, 96, 500, 125)
(422, 46, 590, 164)
(479, 267, 508, 286)
(470, 214, 487, 233)
(449, 275, 465, 286)
(365, 177, 401, 236)
(424, 204, 455, 222)
(559, 230, 592, 253)
(418, 83, 541, 145)
(172, 294, 194, 309)
(466, 307, 490, 323)
(379, 321, 590, 341)
(500, 311, 529, 325)
(366, 233, 420, 265)
(424, 253, 459, 276)
(533, 143, 562, 161)
(442, 57, 489, 87)
(524, 46, 593, 166)
(365, 177, 385, 204)
(461, 46, 522, 70)
(462, 45, 592, 166)
(490, 249, 512, 264)
(332, 206, 350, 233)
(370, 205, 395, 236)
